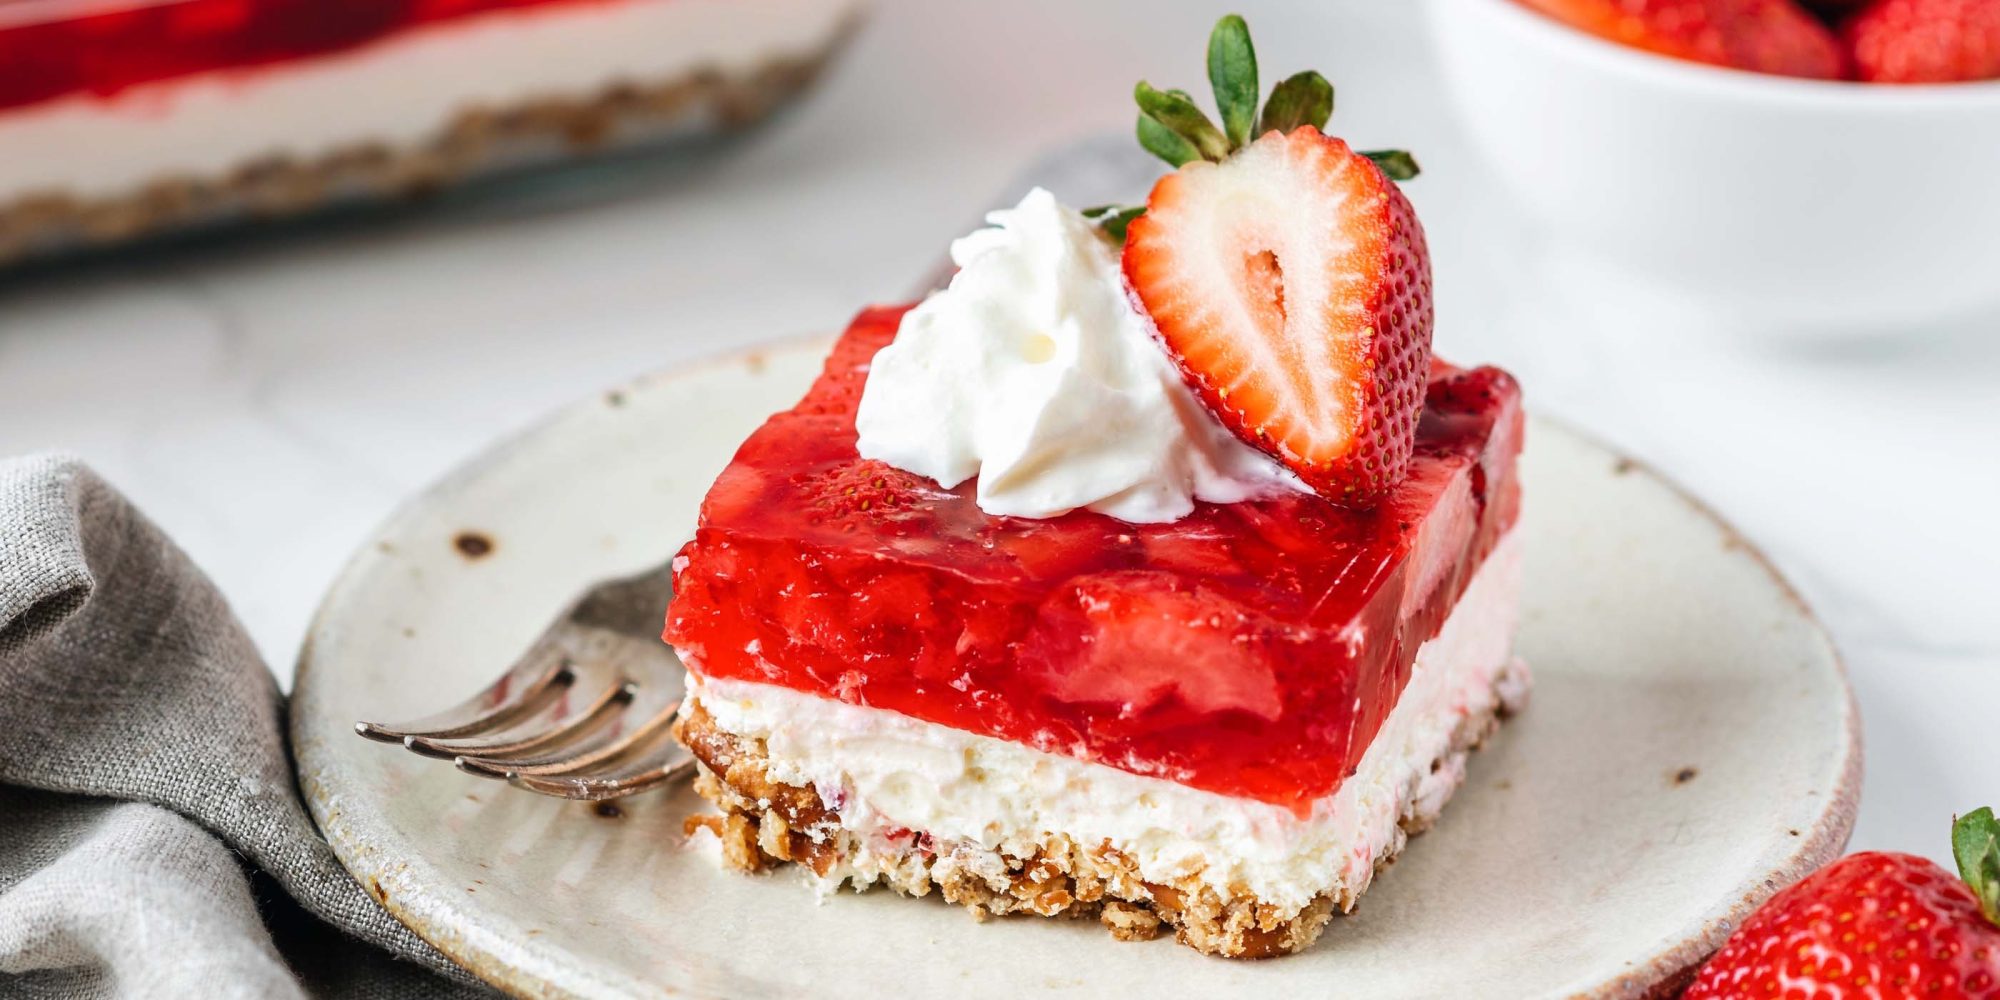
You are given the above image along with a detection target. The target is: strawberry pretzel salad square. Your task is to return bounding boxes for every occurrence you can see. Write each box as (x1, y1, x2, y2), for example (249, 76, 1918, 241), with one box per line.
(664, 16, 1528, 958)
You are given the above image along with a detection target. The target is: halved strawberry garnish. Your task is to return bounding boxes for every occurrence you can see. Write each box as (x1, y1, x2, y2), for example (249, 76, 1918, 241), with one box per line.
(1125, 129, 1430, 505)
(1112, 18, 1433, 505)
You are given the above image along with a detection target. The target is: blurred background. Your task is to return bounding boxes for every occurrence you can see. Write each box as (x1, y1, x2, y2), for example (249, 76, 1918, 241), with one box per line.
(0, 0, 1993, 863)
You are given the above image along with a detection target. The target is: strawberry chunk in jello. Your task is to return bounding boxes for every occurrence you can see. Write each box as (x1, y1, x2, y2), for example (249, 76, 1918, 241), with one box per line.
(664, 305, 1523, 816)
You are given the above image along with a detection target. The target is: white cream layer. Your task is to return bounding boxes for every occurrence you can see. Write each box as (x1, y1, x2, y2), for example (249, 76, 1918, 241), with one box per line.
(0, 0, 858, 199)
(686, 528, 1526, 913)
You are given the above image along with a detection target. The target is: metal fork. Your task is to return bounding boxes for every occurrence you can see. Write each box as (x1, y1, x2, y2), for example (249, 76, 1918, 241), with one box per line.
(354, 561, 691, 801)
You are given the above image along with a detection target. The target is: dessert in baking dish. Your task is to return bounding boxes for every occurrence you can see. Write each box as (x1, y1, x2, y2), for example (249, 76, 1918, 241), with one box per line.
(0, 0, 860, 261)
(666, 16, 1528, 957)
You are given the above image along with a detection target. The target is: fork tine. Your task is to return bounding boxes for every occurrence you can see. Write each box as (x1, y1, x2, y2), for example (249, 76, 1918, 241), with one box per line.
(358, 554, 693, 802)
(355, 656, 575, 743)
(404, 679, 636, 760)
(506, 723, 696, 801)
(511, 756, 695, 802)
(454, 696, 680, 779)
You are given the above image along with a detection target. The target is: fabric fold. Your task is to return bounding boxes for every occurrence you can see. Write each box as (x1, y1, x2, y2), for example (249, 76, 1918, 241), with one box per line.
(0, 454, 487, 999)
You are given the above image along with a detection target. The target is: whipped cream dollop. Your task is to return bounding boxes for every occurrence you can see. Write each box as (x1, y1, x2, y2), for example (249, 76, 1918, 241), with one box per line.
(854, 187, 1304, 523)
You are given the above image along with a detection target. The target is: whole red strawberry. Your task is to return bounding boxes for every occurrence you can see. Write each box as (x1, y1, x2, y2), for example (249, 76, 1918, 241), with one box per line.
(1110, 16, 1432, 506)
(1516, 0, 1849, 78)
(1845, 0, 2000, 82)
(1684, 808, 2000, 997)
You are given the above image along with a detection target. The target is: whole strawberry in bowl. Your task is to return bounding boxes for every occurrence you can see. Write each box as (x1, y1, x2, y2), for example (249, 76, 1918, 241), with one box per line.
(1683, 807, 2000, 996)
(1425, 0, 2000, 337)
(1514, 0, 1852, 77)
(1846, 0, 2000, 82)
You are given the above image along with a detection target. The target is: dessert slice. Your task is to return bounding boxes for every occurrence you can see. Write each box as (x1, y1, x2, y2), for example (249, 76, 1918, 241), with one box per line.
(0, 0, 859, 263)
(667, 18, 1528, 958)
(670, 310, 1524, 957)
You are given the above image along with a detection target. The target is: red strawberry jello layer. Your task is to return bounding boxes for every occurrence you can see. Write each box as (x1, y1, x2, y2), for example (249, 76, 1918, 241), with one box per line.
(666, 305, 1524, 815)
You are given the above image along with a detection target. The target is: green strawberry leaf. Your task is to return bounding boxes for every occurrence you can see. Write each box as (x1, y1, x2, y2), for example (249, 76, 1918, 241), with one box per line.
(1135, 82, 1231, 162)
(1363, 149, 1421, 182)
(1954, 807, 2000, 928)
(1127, 17, 1419, 187)
(1207, 14, 1258, 150)
(1136, 114, 1201, 168)
(1088, 204, 1152, 241)
(1258, 70, 1334, 136)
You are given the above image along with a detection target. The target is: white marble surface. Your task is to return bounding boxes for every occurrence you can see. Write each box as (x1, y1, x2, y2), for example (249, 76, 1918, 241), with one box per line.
(0, 0, 1993, 870)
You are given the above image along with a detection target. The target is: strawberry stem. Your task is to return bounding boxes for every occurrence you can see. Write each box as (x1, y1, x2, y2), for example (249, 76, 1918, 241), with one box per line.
(1081, 204, 1145, 242)
(1135, 82, 1232, 162)
(1954, 807, 2000, 929)
(1207, 14, 1259, 149)
(1131, 15, 1418, 186)
(1363, 149, 1421, 181)
(1137, 114, 1201, 168)
(1259, 71, 1333, 135)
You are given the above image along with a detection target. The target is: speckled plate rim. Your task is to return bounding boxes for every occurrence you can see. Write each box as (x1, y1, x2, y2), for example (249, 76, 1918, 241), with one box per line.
(291, 337, 1862, 1000)
(1573, 464, 1863, 999)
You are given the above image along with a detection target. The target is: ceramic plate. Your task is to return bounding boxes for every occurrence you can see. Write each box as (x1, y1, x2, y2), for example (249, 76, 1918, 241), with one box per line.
(292, 338, 1859, 999)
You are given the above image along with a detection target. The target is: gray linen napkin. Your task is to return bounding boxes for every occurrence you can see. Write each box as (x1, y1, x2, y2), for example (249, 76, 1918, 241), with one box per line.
(0, 453, 491, 999)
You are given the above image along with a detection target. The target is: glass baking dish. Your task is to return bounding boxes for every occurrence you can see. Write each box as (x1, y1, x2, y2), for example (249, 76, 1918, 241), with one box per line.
(0, 0, 860, 264)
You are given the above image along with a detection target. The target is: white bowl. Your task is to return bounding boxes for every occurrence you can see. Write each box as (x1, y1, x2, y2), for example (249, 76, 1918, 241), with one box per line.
(1427, 0, 2000, 336)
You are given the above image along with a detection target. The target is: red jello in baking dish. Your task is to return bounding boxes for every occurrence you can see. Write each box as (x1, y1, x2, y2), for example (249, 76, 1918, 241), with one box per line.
(0, 0, 859, 267)
(0, 0, 615, 112)
(664, 305, 1523, 815)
